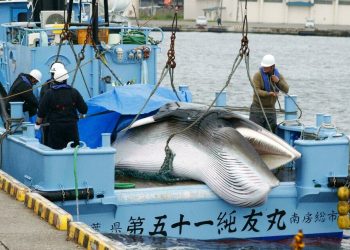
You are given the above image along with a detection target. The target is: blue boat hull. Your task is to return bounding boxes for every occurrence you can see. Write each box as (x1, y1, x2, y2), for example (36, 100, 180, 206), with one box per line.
(59, 182, 341, 240)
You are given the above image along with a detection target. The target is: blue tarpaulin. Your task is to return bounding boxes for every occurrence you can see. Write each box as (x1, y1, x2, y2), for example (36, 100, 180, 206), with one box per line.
(78, 84, 187, 148)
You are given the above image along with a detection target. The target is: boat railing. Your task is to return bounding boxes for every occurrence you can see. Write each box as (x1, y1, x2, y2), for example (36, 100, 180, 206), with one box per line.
(1, 23, 164, 47)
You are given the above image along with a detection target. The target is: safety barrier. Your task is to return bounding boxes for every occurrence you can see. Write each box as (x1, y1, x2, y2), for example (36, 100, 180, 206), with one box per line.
(68, 222, 124, 250)
(0, 170, 30, 201)
(0, 172, 123, 248)
(24, 192, 73, 230)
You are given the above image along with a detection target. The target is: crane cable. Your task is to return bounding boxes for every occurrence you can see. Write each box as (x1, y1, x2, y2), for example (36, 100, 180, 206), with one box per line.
(122, 1, 182, 132)
(166, 1, 182, 102)
(159, 1, 254, 175)
(239, 0, 273, 132)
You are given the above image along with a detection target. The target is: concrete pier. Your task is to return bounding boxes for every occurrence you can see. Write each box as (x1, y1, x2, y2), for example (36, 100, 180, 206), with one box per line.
(0, 191, 83, 250)
(132, 20, 350, 37)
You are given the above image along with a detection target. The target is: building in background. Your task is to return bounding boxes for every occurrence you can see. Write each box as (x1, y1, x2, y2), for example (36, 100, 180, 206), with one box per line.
(138, 0, 184, 18)
(184, 0, 350, 25)
(125, 0, 139, 17)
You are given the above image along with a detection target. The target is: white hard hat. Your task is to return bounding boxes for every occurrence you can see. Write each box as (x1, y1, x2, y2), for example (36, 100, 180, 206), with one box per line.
(54, 68, 69, 83)
(50, 62, 65, 73)
(29, 69, 42, 82)
(261, 54, 275, 67)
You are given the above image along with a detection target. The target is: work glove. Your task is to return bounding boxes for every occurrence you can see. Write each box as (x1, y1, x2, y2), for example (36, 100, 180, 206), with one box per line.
(34, 124, 41, 130)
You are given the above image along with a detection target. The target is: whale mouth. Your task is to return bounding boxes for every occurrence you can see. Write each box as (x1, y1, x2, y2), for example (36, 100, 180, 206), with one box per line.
(235, 127, 301, 169)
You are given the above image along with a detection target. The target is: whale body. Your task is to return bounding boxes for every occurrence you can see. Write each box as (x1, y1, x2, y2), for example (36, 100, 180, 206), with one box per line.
(114, 102, 301, 207)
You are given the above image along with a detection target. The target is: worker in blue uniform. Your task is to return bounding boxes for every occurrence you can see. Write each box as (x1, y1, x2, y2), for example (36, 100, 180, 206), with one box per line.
(39, 62, 66, 146)
(36, 68, 87, 149)
(7, 69, 42, 117)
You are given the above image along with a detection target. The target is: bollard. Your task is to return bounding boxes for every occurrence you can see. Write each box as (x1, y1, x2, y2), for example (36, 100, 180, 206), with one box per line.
(178, 85, 192, 102)
(284, 95, 297, 121)
(323, 115, 332, 125)
(9, 102, 24, 131)
(178, 85, 188, 92)
(101, 133, 111, 147)
(215, 91, 227, 107)
(21, 122, 30, 136)
(26, 124, 35, 138)
(10, 102, 24, 119)
(316, 113, 324, 127)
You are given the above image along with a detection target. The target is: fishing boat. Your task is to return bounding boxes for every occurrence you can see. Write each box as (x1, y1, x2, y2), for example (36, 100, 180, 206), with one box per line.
(0, 0, 349, 242)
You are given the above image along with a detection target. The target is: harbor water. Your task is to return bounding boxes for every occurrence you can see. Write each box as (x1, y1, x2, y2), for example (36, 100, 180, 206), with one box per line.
(157, 32, 350, 135)
(109, 32, 350, 249)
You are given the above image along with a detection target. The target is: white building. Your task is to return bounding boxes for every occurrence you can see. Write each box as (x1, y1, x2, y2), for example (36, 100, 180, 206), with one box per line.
(184, 0, 350, 25)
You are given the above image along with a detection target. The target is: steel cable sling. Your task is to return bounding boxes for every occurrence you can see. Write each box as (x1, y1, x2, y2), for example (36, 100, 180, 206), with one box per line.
(122, 1, 182, 132)
(87, 1, 124, 87)
(53, 1, 93, 98)
(240, 0, 304, 132)
(159, 6, 258, 175)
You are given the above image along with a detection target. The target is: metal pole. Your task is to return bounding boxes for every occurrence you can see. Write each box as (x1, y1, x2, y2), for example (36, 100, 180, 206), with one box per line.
(67, 0, 74, 25)
(92, 0, 99, 45)
(103, 0, 109, 26)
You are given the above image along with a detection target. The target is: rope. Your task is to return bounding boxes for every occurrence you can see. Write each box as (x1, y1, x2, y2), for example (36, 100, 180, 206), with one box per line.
(158, 0, 255, 172)
(88, 28, 124, 86)
(55, 21, 72, 63)
(160, 54, 243, 173)
(237, 0, 273, 132)
(273, 84, 303, 120)
(96, 52, 124, 86)
(1, 48, 113, 102)
(114, 182, 135, 189)
(68, 40, 92, 97)
(279, 119, 303, 127)
(73, 145, 80, 221)
(0, 131, 9, 169)
(55, 10, 92, 97)
(0, 93, 9, 123)
(0, 117, 24, 169)
(132, 3, 140, 27)
(315, 122, 337, 139)
(270, 81, 282, 111)
(166, 4, 181, 101)
(141, 15, 156, 27)
(116, 167, 188, 183)
(121, 3, 182, 132)
(244, 55, 273, 132)
(122, 65, 169, 132)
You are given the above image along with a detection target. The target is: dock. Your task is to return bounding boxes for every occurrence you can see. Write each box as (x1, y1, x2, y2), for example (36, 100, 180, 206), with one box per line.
(0, 170, 123, 250)
(0, 190, 83, 250)
(132, 20, 350, 37)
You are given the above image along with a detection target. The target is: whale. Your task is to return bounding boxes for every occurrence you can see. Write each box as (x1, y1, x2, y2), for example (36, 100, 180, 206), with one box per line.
(114, 102, 301, 207)
(129, 102, 301, 169)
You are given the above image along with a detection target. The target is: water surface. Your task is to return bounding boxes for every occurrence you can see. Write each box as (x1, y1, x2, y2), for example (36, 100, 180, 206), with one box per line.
(157, 32, 350, 135)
